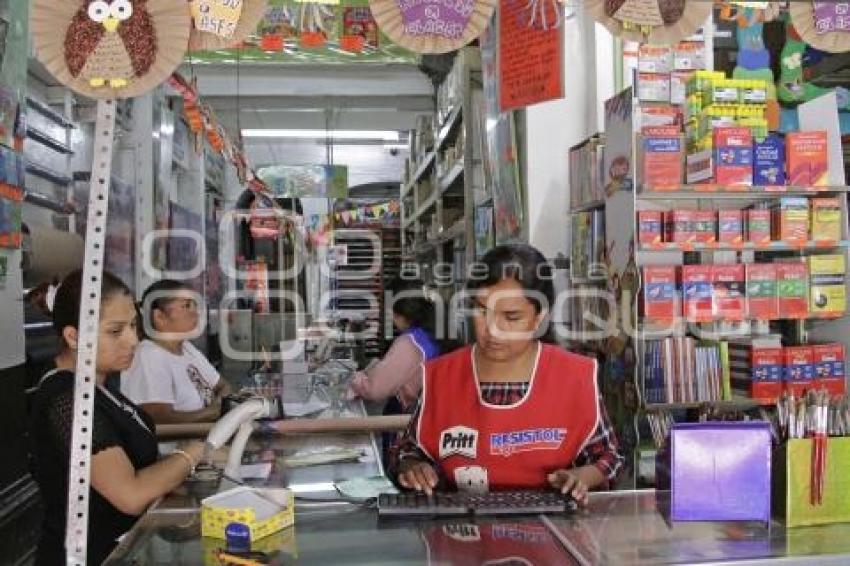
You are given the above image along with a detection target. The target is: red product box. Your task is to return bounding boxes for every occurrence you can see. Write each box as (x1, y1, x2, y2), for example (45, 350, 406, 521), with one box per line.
(638, 210, 663, 244)
(746, 209, 771, 244)
(714, 127, 753, 186)
(718, 209, 743, 244)
(813, 344, 846, 397)
(641, 126, 683, 189)
(746, 263, 778, 320)
(776, 262, 809, 319)
(712, 264, 746, 321)
(787, 131, 828, 187)
(751, 347, 784, 402)
(693, 210, 717, 243)
(642, 266, 678, 322)
(682, 265, 713, 322)
(665, 210, 696, 243)
(784, 346, 816, 397)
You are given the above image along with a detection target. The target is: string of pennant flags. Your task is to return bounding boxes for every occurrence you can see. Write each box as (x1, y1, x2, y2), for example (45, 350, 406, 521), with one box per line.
(303, 200, 400, 246)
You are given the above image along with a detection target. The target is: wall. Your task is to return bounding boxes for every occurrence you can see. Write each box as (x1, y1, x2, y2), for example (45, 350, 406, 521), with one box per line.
(524, 11, 615, 259)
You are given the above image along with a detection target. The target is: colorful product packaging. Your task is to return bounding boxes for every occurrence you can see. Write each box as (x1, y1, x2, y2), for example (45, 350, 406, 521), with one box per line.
(638, 72, 671, 103)
(771, 197, 810, 243)
(639, 104, 683, 129)
(787, 131, 828, 186)
(776, 262, 809, 319)
(674, 42, 706, 71)
(810, 198, 842, 242)
(642, 266, 678, 322)
(812, 343, 846, 397)
(682, 265, 713, 322)
(686, 150, 713, 184)
(638, 210, 663, 245)
(670, 71, 693, 105)
(808, 254, 846, 318)
(746, 263, 778, 320)
(666, 210, 696, 243)
(694, 210, 717, 243)
(641, 126, 684, 189)
(784, 346, 815, 397)
(751, 347, 785, 401)
(753, 134, 786, 186)
(639, 45, 673, 73)
(713, 127, 753, 186)
(712, 264, 746, 321)
(746, 208, 772, 244)
(718, 209, 743, 244)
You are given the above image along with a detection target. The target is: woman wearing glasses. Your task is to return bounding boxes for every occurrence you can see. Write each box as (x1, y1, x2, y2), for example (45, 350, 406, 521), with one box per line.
(120, 280, 231, 423)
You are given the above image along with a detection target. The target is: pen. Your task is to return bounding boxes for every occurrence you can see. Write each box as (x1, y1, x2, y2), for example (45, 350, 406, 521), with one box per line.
(217, 550, 265, 566)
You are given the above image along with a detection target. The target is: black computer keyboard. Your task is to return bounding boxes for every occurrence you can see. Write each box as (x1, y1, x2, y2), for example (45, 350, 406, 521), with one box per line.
(377, 490, 578, 517)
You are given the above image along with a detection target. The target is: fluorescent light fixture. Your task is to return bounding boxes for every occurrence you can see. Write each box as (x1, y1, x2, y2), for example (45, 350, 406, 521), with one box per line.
(242, 129, 401, 142)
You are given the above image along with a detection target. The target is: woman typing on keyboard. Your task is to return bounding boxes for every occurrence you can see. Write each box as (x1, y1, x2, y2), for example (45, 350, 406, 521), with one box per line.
(394, 244, 624, 506)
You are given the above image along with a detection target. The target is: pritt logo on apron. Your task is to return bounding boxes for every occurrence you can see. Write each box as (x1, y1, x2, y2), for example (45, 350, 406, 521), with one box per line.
(439, 426, 478, 459)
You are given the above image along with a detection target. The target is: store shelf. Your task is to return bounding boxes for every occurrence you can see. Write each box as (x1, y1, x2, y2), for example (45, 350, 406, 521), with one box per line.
(638, 240, 850, 252)
(25, 162, 72, 186)
(435, 105, 463, 152)
(438, 161, 464, 193)
(404, 152, 437, 193)
(639, 185, 850, 199)
(26, 96, 75, 129)
(569, 200, 605, 214)
(644, 396, 771, 412)
(26, 126, 74, 155)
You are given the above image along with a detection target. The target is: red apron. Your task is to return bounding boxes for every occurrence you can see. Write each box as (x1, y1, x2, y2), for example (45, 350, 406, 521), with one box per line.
(418, 344, 599, 491)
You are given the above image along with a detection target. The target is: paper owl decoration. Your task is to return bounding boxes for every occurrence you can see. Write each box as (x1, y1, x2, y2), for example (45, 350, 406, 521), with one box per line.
(585, 0, 712, 45)
(31, 0, 191, 99)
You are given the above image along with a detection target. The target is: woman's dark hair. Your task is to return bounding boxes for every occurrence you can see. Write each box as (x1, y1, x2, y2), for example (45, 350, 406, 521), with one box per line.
(466, 244, 555, 342)
(52, 270, 133, 345)
(388, 276, 434, 333)
(141, 279, 194, 330)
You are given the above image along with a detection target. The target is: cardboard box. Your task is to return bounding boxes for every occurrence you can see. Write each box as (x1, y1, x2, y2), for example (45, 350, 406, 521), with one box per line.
(785, 346, 815, 397)
(667, 422, 771, 522)
(638, 210, 664, 244)
(642, 266, 678, 322)
(638, 72, 671, 103)
(712, 264, 746, 321)
(776, 262, 810, 319)
(714, 127, 753, 186)
(674, 42, 706, 71)
(772, 197, 810, 243)
(201, 487, 295, 541)
(665, 210, 696, 243)
(813, 343, 846, 397)
(686, 150, 713, 184)
(641, 127, 684, 189)
(810, 197, 842, 242)
(751, 347, 785, 401)
(808, 254, 846, 318)
(639, 45, 673, 74)
(693, 210, 717, 243)
(718, 209, 743, 244)
(746, 208, 772, 244)
(682, 265, 713, 322)
(747, 263, 778, 320)
(753, 134, 786, 186)
(774, 438, 850, 527)
(639, 104, 682, 129)
(787, 131, 828, 187)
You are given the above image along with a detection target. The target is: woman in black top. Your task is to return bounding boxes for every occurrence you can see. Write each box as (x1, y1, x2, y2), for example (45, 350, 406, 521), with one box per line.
(29, 271, 207, 565)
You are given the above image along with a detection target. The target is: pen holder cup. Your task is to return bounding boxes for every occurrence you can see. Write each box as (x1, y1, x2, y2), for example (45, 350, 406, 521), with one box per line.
(774, 438, 850, 527)
(660, 422, 772, 522)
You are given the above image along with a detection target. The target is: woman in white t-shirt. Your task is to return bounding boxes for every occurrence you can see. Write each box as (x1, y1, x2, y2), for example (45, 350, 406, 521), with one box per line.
(121, 280, 231, 423)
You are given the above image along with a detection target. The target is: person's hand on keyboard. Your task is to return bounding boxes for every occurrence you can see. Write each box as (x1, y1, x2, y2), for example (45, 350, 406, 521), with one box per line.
(398, 459, 439, 496)
(547, 469, 589, 506)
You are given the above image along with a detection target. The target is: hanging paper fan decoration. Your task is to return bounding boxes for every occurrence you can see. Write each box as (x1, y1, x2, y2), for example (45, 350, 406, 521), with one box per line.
(790, 1, 850, 54)
(369, 0, 496, 54)
(31, 0, 190, 100)
(188, 0, 269, 52)
(584, 0, 712, 45)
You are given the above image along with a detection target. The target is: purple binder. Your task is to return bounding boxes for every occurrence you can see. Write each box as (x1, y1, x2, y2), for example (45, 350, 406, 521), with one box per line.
(670, 422, 772, 522)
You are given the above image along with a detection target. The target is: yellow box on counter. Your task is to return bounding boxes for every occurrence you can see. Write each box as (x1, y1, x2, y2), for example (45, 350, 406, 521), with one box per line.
(201, 486, 295, 541)
(202, 525, 298, 566)
(773, 438, 850, 527)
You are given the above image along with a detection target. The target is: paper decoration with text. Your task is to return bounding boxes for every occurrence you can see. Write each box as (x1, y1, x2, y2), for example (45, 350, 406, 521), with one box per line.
(31, 0, 191, 100)
(585, 0, 711, 45)
(189, 0, 269, 51)
(369, 0, 496, 53)
(790, 1, 850, 54)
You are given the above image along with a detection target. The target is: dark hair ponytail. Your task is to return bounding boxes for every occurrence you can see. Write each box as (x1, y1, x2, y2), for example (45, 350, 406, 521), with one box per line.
(466, 244, 555, 343)
(388, 276, 435, 334)
(52, 270, 133, 347)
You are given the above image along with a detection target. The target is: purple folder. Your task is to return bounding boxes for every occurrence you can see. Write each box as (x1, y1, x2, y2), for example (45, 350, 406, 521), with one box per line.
(670, 422, 772, 522)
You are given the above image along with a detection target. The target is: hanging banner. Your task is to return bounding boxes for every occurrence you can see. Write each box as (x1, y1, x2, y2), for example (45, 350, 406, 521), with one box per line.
(257, 164, 349, 198)
(498, 0, 563, 112)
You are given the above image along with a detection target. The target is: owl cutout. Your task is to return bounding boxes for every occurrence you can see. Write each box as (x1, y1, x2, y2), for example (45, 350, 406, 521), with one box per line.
(585, 0, 712, 45)
(32, 0, 191, 100)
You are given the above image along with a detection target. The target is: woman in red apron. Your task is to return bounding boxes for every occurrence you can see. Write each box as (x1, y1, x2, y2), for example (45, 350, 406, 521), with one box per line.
(395, 244, 623, 505)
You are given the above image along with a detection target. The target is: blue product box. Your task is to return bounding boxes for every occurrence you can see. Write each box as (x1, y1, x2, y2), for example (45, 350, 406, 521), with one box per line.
(753, 134, 785, 186)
